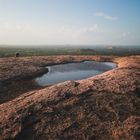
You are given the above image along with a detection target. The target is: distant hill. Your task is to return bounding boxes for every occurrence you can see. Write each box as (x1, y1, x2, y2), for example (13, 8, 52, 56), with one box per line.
(0, 45, 140, 57)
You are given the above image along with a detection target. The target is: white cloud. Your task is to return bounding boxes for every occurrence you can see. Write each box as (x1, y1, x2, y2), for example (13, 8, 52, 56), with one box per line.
(2, 21, 136, 45)
(88, 24, 99, 32)
(58, 24, 99, 36)
(94, 12, 105, 17)
(94, 12, 119, 20)
(2, 22, 22, 30)
(104, 15, 119, 20)
(79, 24, 99, 33)
(122, 31, 130, 37)
(0, 22, 101, 45)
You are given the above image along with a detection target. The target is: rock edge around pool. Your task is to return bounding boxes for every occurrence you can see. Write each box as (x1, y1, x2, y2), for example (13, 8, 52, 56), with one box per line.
(0, 55, 140, 140)
(0, 55, 116, 104)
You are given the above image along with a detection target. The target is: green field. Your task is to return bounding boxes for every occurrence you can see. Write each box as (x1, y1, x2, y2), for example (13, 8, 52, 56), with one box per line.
(0, 45, 140, 57)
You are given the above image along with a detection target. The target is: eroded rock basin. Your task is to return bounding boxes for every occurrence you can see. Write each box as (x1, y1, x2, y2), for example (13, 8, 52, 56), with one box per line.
(35, 61, 116, 86)
(0, 55, 140, 140)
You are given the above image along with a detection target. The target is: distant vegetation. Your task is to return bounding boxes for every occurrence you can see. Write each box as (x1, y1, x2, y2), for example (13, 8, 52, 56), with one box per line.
(0, 45, 140, 57)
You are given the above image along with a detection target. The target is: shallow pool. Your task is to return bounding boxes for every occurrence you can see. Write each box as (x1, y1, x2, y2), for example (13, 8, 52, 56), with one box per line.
(35, 61, 116, 86)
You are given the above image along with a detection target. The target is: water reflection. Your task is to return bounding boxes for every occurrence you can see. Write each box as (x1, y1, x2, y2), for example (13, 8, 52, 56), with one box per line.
(35, 61, 116, 86)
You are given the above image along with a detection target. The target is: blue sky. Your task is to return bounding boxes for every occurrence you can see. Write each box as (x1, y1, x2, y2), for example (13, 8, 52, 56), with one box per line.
(0, 0, 140, 45)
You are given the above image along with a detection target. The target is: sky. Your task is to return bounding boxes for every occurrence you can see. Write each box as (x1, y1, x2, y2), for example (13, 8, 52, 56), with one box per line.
(0, 0, 140, 46)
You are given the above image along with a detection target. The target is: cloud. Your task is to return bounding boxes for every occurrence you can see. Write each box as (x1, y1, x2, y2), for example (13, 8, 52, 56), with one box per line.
(104, 15, 119, 20)
(80, 24, 99, 33)
(94, 12, 105, 17)
(94, 12, 119, 20)
(88, 24, 99, 32)
(122, 31, 130, 37)
(2, 22, 22, 30)
(58, 24, 99, 36)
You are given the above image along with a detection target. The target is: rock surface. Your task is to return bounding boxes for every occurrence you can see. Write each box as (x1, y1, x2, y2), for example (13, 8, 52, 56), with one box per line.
(0, 55, 140, 140)
(0, 55, 115, 103)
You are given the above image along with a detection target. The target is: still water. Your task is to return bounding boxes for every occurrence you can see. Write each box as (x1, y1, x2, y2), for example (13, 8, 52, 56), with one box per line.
(35, 61, 116, 86)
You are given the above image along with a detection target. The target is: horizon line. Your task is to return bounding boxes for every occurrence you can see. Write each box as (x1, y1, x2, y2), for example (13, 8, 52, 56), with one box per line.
(0, 44, 140, 47)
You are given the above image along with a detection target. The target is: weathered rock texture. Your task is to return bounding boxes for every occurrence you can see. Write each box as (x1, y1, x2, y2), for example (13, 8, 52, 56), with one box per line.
(0, 56, 115, 103)
(0, 55, 140, 140)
